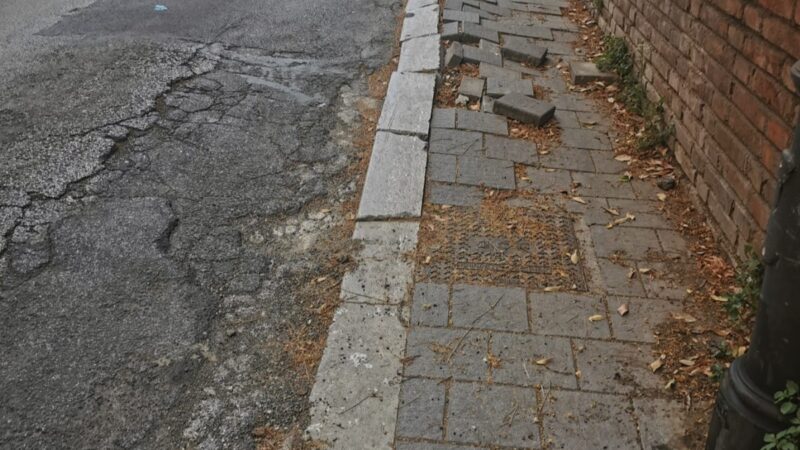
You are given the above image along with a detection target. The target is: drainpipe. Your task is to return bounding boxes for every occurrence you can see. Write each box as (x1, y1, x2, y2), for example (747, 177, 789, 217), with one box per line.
(706, 60, 800, 449)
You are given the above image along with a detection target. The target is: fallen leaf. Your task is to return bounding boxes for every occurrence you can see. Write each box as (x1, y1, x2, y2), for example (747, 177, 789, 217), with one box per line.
(657, 193, 667, 202)
(535, 358, 551, 366)
(602, 207, 620, 216)
(664, 379, 676, 389)
(679, 359, 696, 367)
(606, 212, 636, 229)
(617, 304, 629, 316)
(627, 268, 637, 279)
(710, 294, 728, 302)
(571, 196, 587, 204)
(570, 250, 579, 265)
(650, 359, 664, 372)
(614, 154, 632, 162)
(424, 256, 432, 264)
(588, 314, 605, 322)
(544, 286, 561, 292)
(671, 312, 697, 323)
(638, 267, 652, 274)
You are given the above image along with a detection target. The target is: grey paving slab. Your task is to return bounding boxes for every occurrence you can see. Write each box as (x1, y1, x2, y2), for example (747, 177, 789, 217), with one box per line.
(570, 61, 616, 85)
(631, 179, 666, 200)
(483, 20, 554, 39)
(431, 108, 456, 128)
(451, 284, 527, 331)
(560, 127, 612, 150)
(459, 76, 485, 99)
(484, 134, 538, 164)
(401, 5, 440, 42)
(581, 202, 670, 230)
(540, 390, 640, 449)
(462, 22, 500, 43)
(610, 296, 682, 343)
(396, 378, 446, 440)
(444, 41, 464, 68)
(429, 128, 483, 156)
(428, 183, 484, 206)
(443, 9, 481, 23)
(520, 167, 572, 194)
(479, 62, 522, 80)
(493, 93, 555, 126)
(404, 327, 489, 380)
(501, 58, 539, 76)
(456, 110, 508, 135)
(539, 147, 595, 172)
(463, 45, 503, 66)
(479, 38, 501, 53)
(479, 1, 512, 16)
(408, 0, 440, 10)
(396, 442, 488, 450)
(491, 332, 577, 388)
(447, 382, 539, 448)
(591, 151, 628, 173)
(633, 397, 693, 450)
(462, 4, 497, 20)
(377, 72, 436, 137)
(590, 225, 662, 260)
(442, 21, 462, 41)
(341, 257, 414, 304)
(551, 94, 595, 112)
(571, 172, 635, 199)
(399, 34, 442, 73)
(573, 339, 662, 394)
(306, 304, 405, 449)
(657, 229, 689, 257)
(596, 258, 647, 297)
(444, 0, 464, 10)
(606, 198, 663, 213)
(411, 283, 451, 327)
(529, 292, 610, 338)
(533, 39, 573, 55)
(486, 77, 534, 98)
(352, 221, 420, 258)
(428, 153, 458, 183)
(553, 110, 580, 129)
(576, 110, 612, 128)
(457, 155, 515, 189)
(640, 261, 689, 300)
(501, 36, 548, 65)
(357, 132, 427, 219)
(481, 95, 495, 113)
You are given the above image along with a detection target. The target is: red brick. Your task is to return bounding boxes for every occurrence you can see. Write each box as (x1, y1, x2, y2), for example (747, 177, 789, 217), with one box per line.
(710, 0, 745, 18)
(747, 192, 772, 230)
(758, 0, 795, 20)
(761, 16, 800, 59)
(731, 83, 768, 130)
(708, 190, 738, 243)
(765, 117, 793, 148)
(743, 4, 763, 30)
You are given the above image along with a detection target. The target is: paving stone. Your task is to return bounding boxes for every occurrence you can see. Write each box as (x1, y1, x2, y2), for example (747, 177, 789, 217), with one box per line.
(631, 178, 666, 200)
(462, 4, 496, 20)
(396, 378, 446, 439)
(447, 383, 539, 447)
(479, 38, 501, 53)
(401, 5, 440, 42)
(590, 151, 628, 173)
(341, 257, 414, 304)
(552, 94, 595, 112)
(501, 36, 548, 65)
(482, 20, 554, 40)
(570, 61, 616, 85)
(428, 153, 458, 183)
(485, 77, 534, 98)
(484, 134, 537, 164)
(493, 93, 556, 126)
(479, 62, 522, 80)
(541, 390, 639, 449)
(576, 110, 612, 128)
(610, 297, 682, 343)
(457, 155, 515, 189)
(352, 221, 419, 258)
(572, 172, 635, 199)
(536, 73, 569, 95)
(573, 339, 662, 394)
(597, 258, 647, 297)
(444, 41, 464, 67)
(590, 225, 662, 260)
(442, 21, 461, 40)
(431, 108, 456, 128)
(377, 72, 436, 137)
(358, 132, 427, 219)
(481, 95, 495, 113)
(529, 292, 610, 338)
(560, 127, 611, 150)
(408, 0, 440, 10)
(633, 397, 693, 450)
(451, 284, 527, 331)
(539, 147, 595, 172)
(552, 30, 579, 43)
(553, 110, 580, 129)
(396, 442, 487, 450)
(443, 0, 463, 9)
(411, 283, 450, 327)
(399, 34, 441, 73)
(459, 76, 486, 100)
(640, 261, 689, 300)
(480, 1, 512, 16)
(429, 128, 483, 156)
(582, 202, 670, 230)
(462, 22, 500, 43)
(463, 45, 503, 66)
(520, 167, 572, 193)
(428, 183, 484, 206)
(606, 198, 663, 213)
(443, 9, 481, 23)
(491, 332, 577, 388)
(456, 110, 508, 135)
(404, 327, 489, 380)
(532, 39, 572, 55)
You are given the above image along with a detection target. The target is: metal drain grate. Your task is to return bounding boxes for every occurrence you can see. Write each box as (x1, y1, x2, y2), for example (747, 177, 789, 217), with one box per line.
(417, 206, 587, 290)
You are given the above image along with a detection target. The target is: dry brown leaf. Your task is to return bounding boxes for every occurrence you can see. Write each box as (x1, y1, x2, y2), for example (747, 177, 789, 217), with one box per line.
(679, 359, 696, 367)
(649, 359, 664, 372)
(535, 357, 551, 366)
(571, 196, 587, 204)
(602, 207, 620, 216)
(570, 250, 579, 265)
(614, 154, 632, 162)
(544, 286, 562, 292)
(657, 193, 667, 202)
(710, 294, 728, 302)
(671, 312, 697, 323)
(588, 314, 604, 322)
(617, 304, 629, 316)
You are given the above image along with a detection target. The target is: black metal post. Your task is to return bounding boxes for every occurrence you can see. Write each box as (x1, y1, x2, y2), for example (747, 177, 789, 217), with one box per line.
(706, 60, 800, 449)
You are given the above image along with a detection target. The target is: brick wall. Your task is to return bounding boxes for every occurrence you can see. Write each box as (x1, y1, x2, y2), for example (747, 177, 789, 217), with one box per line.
(593, 0, 800, 259)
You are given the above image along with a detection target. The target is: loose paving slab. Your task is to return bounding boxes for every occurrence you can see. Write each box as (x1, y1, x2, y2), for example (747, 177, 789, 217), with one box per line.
(479, 62, 523, 80)
(444, 41, 464, 67)
(431, 107, 457, 128)
(442, 9, 481, 23)
(570, 61, 616, 85)
(493, 93, 556, 126)
(483, 20, 554, 39)
(459, 76, 485, 100)
(501, 35, 548, 65)
(378, 72, 436, 136)
(462, 22, 500, 43)
(462, 45, 503, 66)
(486, 77, 534, 97)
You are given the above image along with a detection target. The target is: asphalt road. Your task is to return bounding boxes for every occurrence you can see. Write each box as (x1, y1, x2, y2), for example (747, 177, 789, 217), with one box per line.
(0, 0, 399, 448)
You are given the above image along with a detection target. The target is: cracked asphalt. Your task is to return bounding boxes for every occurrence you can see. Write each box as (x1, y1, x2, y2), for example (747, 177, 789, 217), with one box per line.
(0, 0, 400, 448)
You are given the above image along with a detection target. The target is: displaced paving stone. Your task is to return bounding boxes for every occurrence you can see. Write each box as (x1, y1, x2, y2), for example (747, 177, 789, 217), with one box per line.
(442, 21, 461, 40)
(358, 132, 427, 219)
(429, 128, 483, 155)
(590, 225, 661, 260)
(633, 397, 693, 450)
(520, 167, 572, 193)
(463, 45, 503, 66)
(484, 134, 537, 164)
(428, 153, 458, 183)
(448, 382, 539, 447)
(444, 41, 464, 68)
(459, 76, 486, 100)
(573, 339, 662, 394)
(457, 155, 515, 189)
(491, 332, 577, 388)
(572, 172, 635, 199)
(398, 34, 441, 73)
(451, 284, 527, 331)
(463, 4, 497, 20)
(485, 77, 534, 97)
(482, 20, 554, 39)
(306, 304, 405, 449)
(481, 95, 495, 113)
(560, 127, 611, 150)
(401, 5, 440, 42)
(501, 36, 548, 65)
(428, 183, 484, 206)
(411, 283, 450, 327)
(610, 297, 682, 343)
(431, 108, 456, 128)
(456, 110, 508, 135)
(597, 258, 647, 297)
(570, 61, 616, 85)
(443, 9, 481, 23)
(377, 72, 435, 137)
(533, 39, 572, 55)
(530, 292, 610, 338)
(404, 327, 489, 380)
(462, 22, 500, 43)
(541, 390, 639, 449)
(479, 62, 522, 80)
(539, 146, 595, 172)
(479, 38, 501, 54)
(480, 1, 511, 16)
(444, 0, 464, 10)
(493, 93, 555, 126)
(396, 378, 446, 440)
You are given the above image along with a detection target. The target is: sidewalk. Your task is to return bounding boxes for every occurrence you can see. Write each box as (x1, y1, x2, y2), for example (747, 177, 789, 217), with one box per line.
(395, 1, 693, 449)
